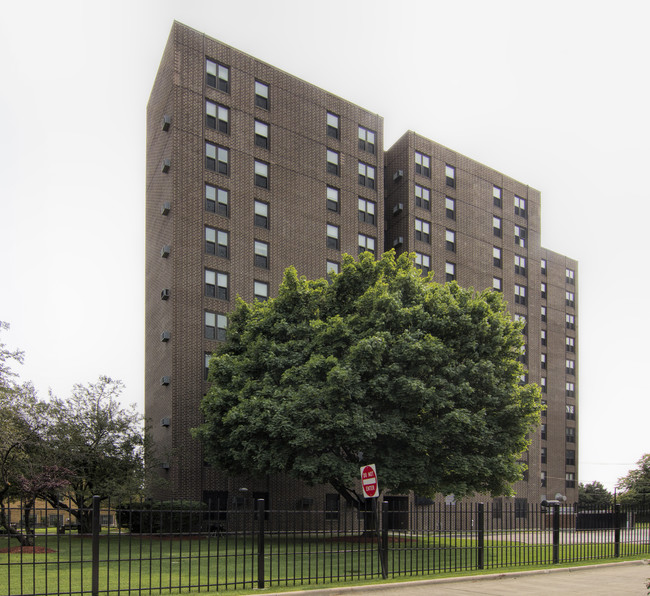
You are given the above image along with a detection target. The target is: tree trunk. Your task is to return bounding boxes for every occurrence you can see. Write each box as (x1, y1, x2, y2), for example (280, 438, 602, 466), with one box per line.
(0, 499, 34, 547)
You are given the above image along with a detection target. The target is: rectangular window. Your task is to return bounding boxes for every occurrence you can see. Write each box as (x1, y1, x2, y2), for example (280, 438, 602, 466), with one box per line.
(493, 246, 502, 268)
(541, 423, 546, 441)
(255, 80, 269, 109)
(206, 59, 229, 92)
(541, 399, 547, 416)
(325, 493, 340, 520)
(205, 311, 227, 341)
(206, 100, 229, 133)
(514, 225, 527, 248)
(326, 260, 339, 281)
(206, 142, 229, 175)
(445, 262, 456, 282)
(541, 447, 547, 464)
(358, 162, 376, 188)
(566, 313, 575, 329)
(519, 344, 527, 364)
(566, 427, 576, 443)
(254, 120, 269, 149)
(205, 269, 229, 301)
(327, 187, 339, 212)
(566, 336, 575, 352)
(254, 280, 269, 301)
(415, 151, 430, 177)
(541, 306, 547, 322)
(514, 314, 527, 335)
(541, 329, 547, 346)
(358, 126, 376, 154)
(254, 200, 269, 228)
(415, 252, 431, 275)
(255, 160, 269, 188)
(414, 184, 430, 210)
(514, 255, 527, 276)
(541, 258, 547, 275)
(514, 195, 527, 218)
(205, 353, 212, 380)
(540, 377, 547, 393)
(493, 185, 502, 208)
(205, 184, 229, 216)
(541, 471, 547, 488)
(514, 284, 527, 305)
(415, 219, 430, 243)
(493, 216, 502, 238)
(541, 282, 547, 300)
(566, 381, 575, 397)
(566, 291, 575, 307)
(327, 224, 339, 250)
(566, 268, 575, 284)
(327, 149, 340, 175)
(358, 198, 376, 225)
(445, 197, 456, 220)
(445, 164, 456, 188)
(358, 234, 376, 254)
(327, 112, 340, 139)
(566, 472, 576, 488)
(566, 450, 576, 466)
(566, 359, 575, 375)
(541, 353, 547, 369)
(493, 277, 502, 291)
(566, 404, 576, 420)
(254, 240, 269, 269)
(205, 227, 229, 258)
(445, 229, 456, 252)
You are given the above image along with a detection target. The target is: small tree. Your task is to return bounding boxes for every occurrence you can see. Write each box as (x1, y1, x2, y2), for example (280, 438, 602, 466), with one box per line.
(194, 252, 541, 508)
(578, 481, 612, 510)
(617, 454, 650, 509)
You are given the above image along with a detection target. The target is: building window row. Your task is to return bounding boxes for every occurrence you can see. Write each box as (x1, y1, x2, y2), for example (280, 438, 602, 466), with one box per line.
(415, 252, 430, 275)
(205, 272, 268, 304)
(566, 381, 575, 397)
(205, 311, 227, 341)
(514, 195, 527, 218)
(514, 254, 527, 276)
(207, 59, 270, 113)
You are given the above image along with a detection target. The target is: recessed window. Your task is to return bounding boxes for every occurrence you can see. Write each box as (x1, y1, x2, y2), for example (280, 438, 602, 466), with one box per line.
(493, 216, 502, 238)
(415, 151, 431, 177)
(415, 218, 430, 243)
(415, 184, 430, 210)
(358, 162, 376, 188)
(493, 277, 502, 291)
(541, 353, 547, 370)
(541, 424, 547, 441)
(514, 195, 527, 218)
(415, 252, 431, 275)
(255, 160, 269, 188)
(566, 268, 575, 284)
(566, 472, 575, 488)
(566, 404, 576, 420)
(445, 262, 456, 282)
(445, 164, 456, 188)
(541, 305, 547, 322)
(205, 227, 229, 258)
(493, 246, 502, 268)
(566, 359, 575, 375)
(566, 313, 575, 330)
(566, 381, 575, 397)
(205, 311, 227, 341)
(205, 269, 229, 301)
(255, 80, 269, 109)
(206, 59, 229, 92)
(514, 314, 527, 335)
(514, 284, 527, 305)
(514, 225, 527, 248)
(206, 100, 229, 133)
(327, 112, 340, 139)
(254, 280, 269, 302)
(358, 234, 376, 255)
(540, 377, 547, 393)
(519, 344, 527, 364)
(326, 260, 339, 281)
(541, 258, 547, 275)
(566, 449, 576, 466)
(541, 282, 547, 300)
(254, 200, 269, 228)
(445, 229, 456, 252)
(326, 187, 339, 212)
(566, 427, 576, 444)
(327, 224, 339, 250)
(254, 240, 269, 269)
(515, 254, 527, 276)
(205, 353, 211, 380)
(541, 471, 547, 487)
(358, 126, 376, 154)
(493, 185, 502, 208)
(541, 329, 547, 346)
(206, 142, 229, 175)
(541, 400, 547, 416)
(327, 149, 340, 175)
(566, 290, 575, 307)
(445, 197, 456, 220)
(541, 447, 547, 464)
(255, 120, 269, 149)
(205, 184, 229, 216)
(566, 336, 575, 352)
(358, 198, 376, 225)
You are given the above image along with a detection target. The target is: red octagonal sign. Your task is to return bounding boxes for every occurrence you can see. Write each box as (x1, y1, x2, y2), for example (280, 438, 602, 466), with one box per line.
(360, 464, 379, 498)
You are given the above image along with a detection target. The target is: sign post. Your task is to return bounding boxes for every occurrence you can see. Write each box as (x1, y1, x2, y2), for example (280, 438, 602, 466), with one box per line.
(360, 464, 387, 578)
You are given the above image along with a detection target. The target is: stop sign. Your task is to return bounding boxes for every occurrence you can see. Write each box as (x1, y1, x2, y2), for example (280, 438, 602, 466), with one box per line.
(360, 464, 379, 498)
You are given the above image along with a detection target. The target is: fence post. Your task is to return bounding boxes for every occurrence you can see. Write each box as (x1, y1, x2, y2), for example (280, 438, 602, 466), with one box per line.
(477, 503, 484, 570)
(380, 500, 389, 579)
(91, 495, 101, 596)
(552, 503, 560, 564)
(614, 503, 621, 558)
(256, 498, 265, 589)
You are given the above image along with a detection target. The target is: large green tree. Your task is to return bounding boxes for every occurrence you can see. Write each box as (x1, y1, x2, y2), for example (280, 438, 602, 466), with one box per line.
(194, 252, 541, 507)
(617, 454, 650, 508)
(578, 481, 612, 510)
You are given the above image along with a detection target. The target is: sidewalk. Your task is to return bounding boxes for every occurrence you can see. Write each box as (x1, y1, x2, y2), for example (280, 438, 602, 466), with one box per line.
(258, 560, 650, 596)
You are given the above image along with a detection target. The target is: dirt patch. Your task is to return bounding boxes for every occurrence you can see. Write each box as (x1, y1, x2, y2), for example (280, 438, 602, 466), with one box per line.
(0, 546, 56, 554)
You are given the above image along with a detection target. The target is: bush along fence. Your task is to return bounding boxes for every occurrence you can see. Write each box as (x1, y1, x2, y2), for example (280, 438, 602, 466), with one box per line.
(1, 496, 649, 596)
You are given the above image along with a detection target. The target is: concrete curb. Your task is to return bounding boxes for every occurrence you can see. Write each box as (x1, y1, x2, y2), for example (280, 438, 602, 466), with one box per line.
(254, 559, 650, 595)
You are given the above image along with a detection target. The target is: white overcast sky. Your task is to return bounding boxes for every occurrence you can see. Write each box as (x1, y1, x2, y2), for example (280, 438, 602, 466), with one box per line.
(1, 0, 649, 492)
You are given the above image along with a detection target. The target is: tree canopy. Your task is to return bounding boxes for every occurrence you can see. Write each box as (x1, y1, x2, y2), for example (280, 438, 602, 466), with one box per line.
(617, 454, 650, 508)
(194, 252, 541, 506)
(578, 481, 612, 510)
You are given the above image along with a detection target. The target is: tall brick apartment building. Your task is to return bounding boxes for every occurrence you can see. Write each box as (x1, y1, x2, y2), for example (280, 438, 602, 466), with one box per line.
(146, 22, 578, 511)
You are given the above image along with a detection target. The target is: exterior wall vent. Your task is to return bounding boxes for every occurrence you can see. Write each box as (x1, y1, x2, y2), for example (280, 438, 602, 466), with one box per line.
(392, 203, 403, 215)
(393, 236, 404, 247)
(161, 331, 171, 342)
(161, 289, 171, 300)
(162, 159, 171, 173)
(161, 417, 171, 427)
(162, 115, 172, 131)
(161, 245, 171, 258)
(393, 169, 403, 182)
(160, 376, 171, 386)
(161, 462, 170, 469)
(161, 202, 171, 215)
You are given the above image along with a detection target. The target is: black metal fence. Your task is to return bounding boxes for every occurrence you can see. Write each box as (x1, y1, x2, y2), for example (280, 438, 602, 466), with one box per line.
(1, 497, 649, 595)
